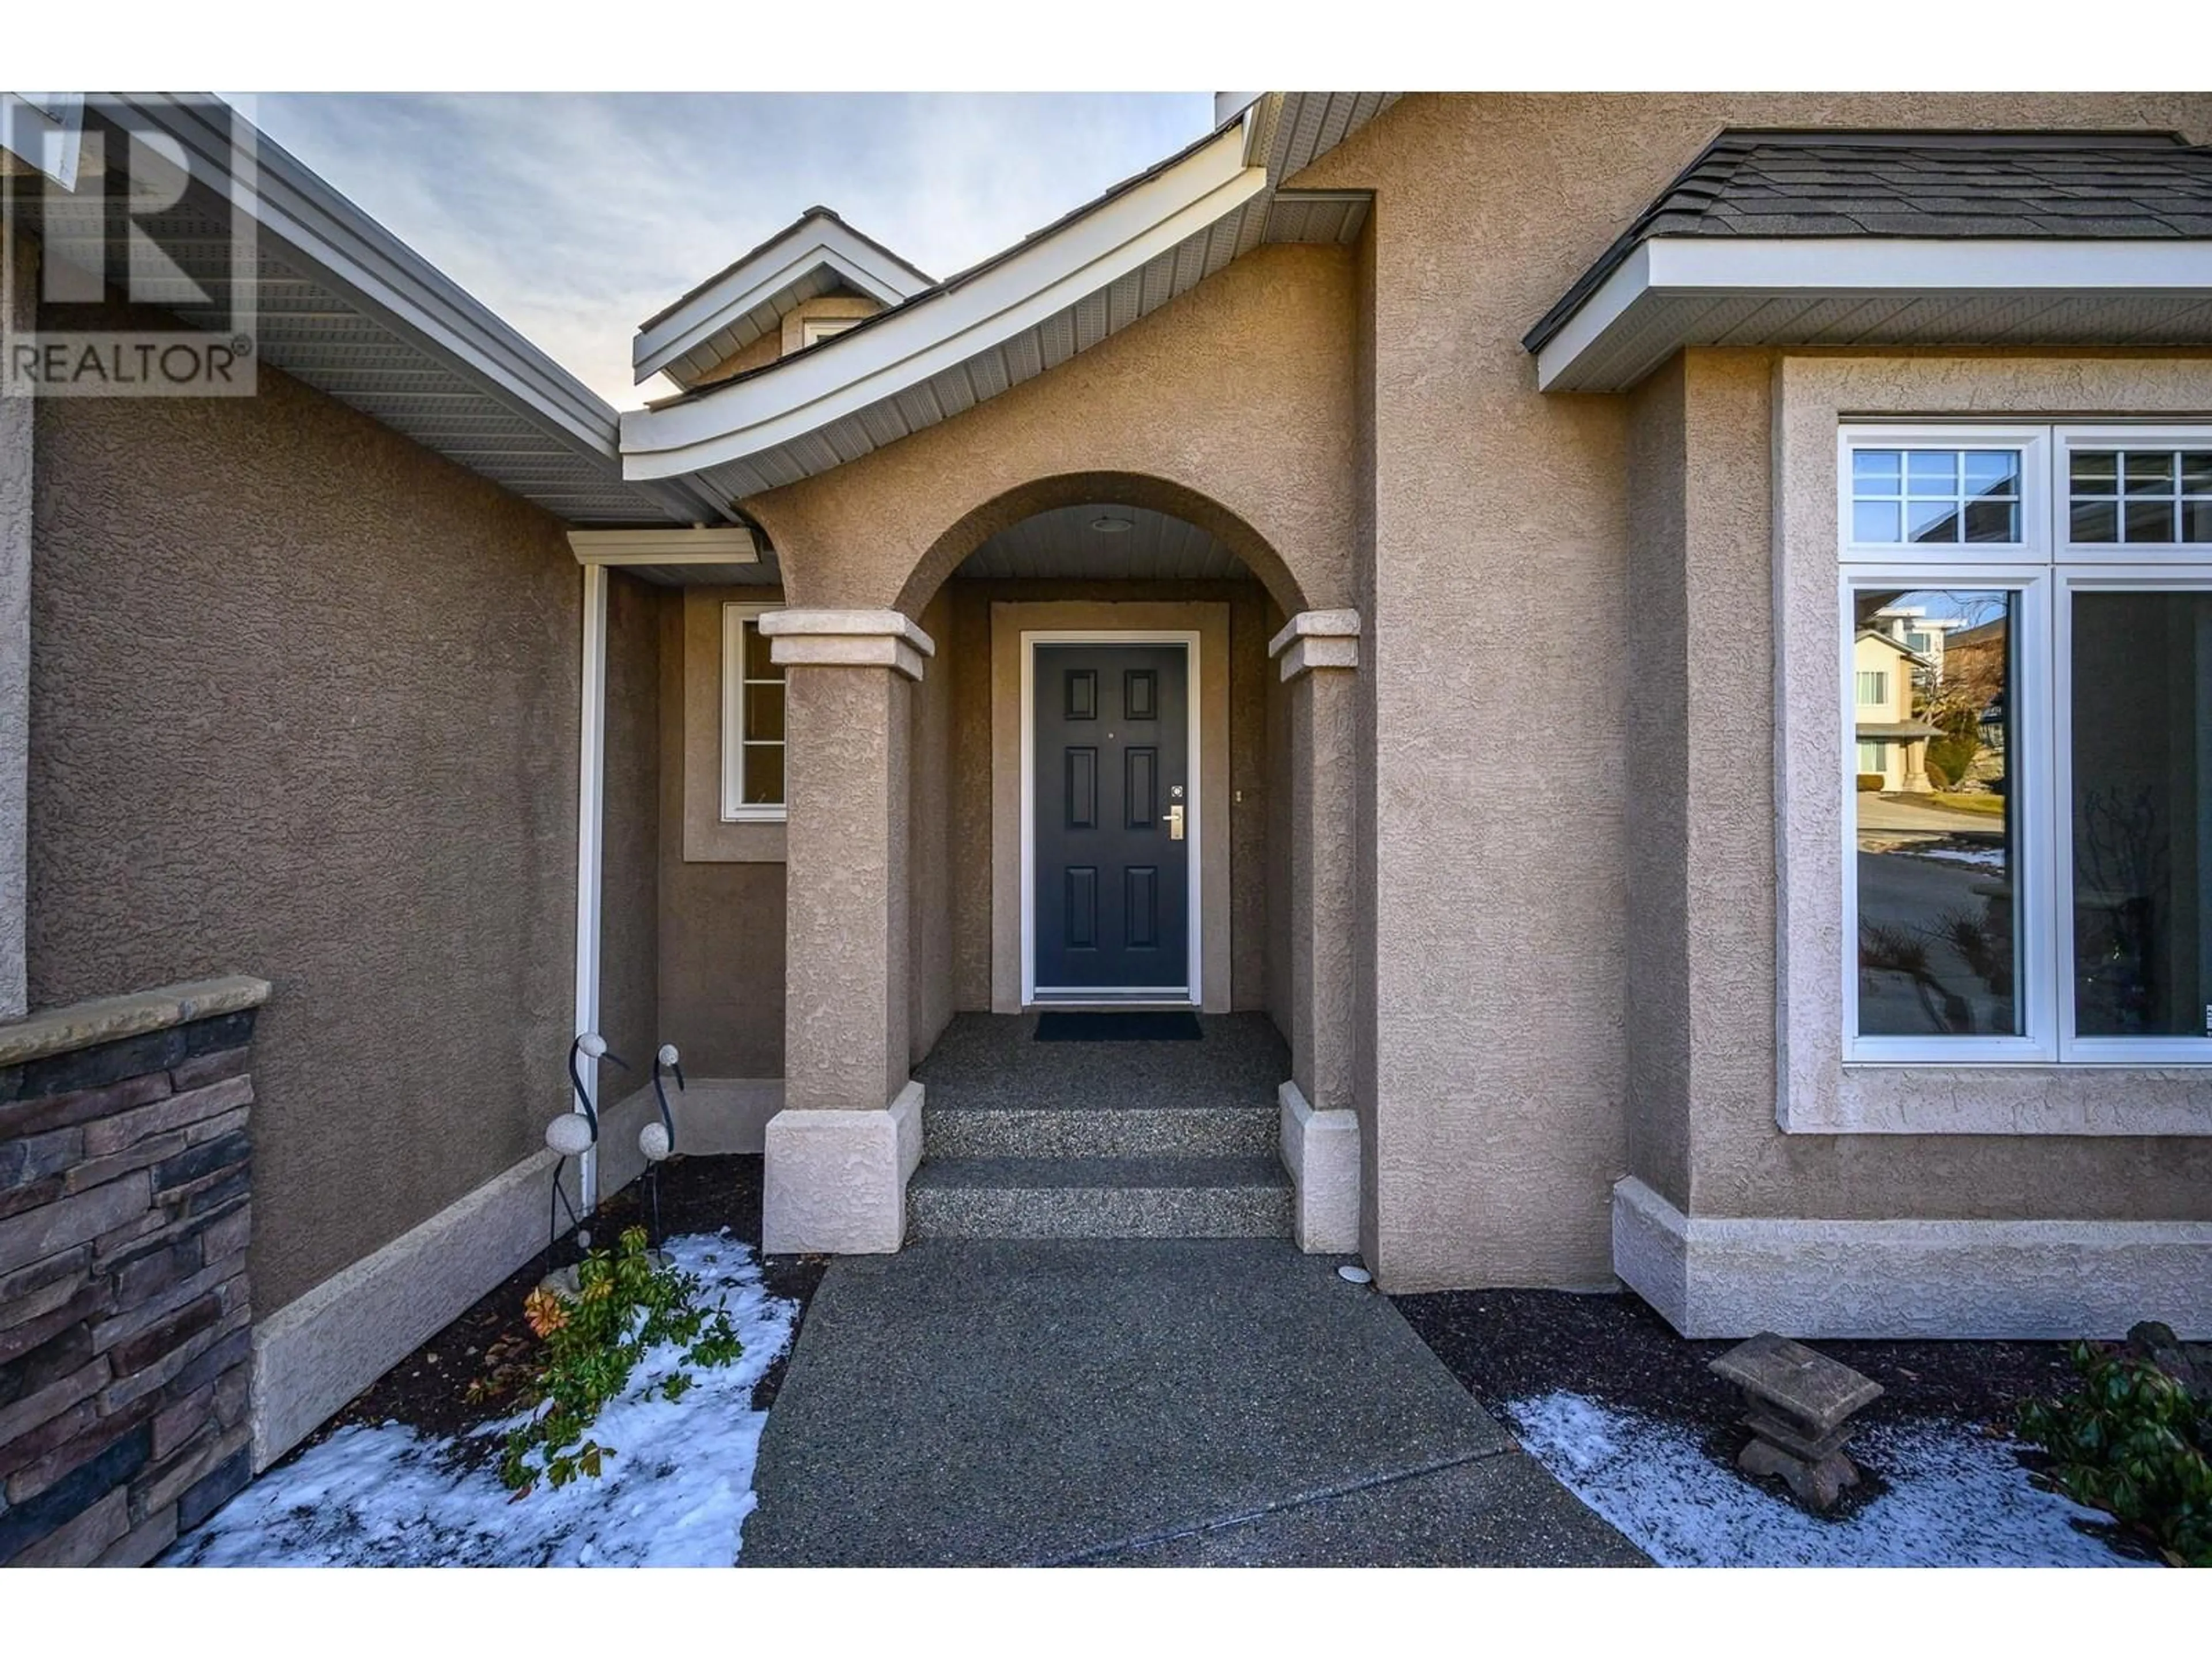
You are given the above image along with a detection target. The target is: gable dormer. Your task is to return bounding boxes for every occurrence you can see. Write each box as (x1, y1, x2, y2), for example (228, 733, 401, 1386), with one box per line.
(633, 206, 931, 393)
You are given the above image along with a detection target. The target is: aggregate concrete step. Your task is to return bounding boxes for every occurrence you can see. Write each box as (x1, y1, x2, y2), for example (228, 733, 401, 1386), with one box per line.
(907, 1156, 1292, 1241)
(922, 1100, 1277, 1160)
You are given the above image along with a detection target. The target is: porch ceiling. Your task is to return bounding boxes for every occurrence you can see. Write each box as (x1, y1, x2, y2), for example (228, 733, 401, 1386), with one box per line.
(953, 503, 1251, 583)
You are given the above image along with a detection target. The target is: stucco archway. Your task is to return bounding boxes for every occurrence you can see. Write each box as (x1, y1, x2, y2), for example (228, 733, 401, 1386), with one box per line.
(896, 471, 1313, 620)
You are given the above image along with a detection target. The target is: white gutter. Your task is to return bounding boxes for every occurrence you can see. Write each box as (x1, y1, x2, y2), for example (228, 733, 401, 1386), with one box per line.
(620, 124, 1268, 482)
(1536, 235, 2212, 391)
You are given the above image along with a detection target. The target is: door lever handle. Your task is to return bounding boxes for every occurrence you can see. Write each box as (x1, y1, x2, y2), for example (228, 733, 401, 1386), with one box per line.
(1162, 804, 1185, 840)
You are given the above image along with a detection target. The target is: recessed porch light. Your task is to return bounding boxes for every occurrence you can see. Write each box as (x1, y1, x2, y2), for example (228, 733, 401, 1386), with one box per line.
(1090, 514, 1134, 533)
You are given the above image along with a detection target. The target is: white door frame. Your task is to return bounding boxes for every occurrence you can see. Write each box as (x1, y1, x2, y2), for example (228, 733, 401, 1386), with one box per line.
(1020, 629, 1203, 1007)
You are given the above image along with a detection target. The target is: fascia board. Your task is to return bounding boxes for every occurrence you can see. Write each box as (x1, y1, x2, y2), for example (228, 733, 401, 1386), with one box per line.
(1537, 236, 2212, 391)
(620, 128, 1266, 481)
(634, 224, 929, 384)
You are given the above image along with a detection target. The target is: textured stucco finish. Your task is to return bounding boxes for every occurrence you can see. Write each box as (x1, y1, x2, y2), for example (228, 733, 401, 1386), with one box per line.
(743, 242, 1356, 622)
(1282, 91, 2212, 1291)
(761, 1083, 923, 1254)
(782, 659, 911, 1112)
(1615, 1177, 2212, 1340)
(31, 347, 580, 1316)
(1277, 620, 1359, 1112)
(1279, 1081, 1360, 1253)
(908, 588, 956, 1062)
(0, 223, 31, 1018)
(986, 600, 1233, 1013)
(659, 590, 784, 1077)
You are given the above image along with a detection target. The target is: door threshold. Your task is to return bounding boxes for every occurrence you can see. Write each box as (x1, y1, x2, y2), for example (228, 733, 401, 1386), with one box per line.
(1027, 996, 1196, 1012)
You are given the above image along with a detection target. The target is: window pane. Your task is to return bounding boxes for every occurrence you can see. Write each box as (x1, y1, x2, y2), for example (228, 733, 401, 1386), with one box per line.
(1964, 451, 2020, 498)
(2070, 450, 2119, 494)
(1852, 450, 1902, 492)
(2126, 499, 2177, 543)
(2183, 452, 2212, 493)
(1854, 588, 2020, 1038)
(742, 742, 785, 806)
(1853, 501, 1902, 543)
(744, 681, 785, 743)
(2123, 452, 2175, 495)
(2186, 499, 2212, 544)
(1906, 451, 1958, 494)
(2071, 499, 2119, 543)
(1963, 499, 2017, 543)
(1907, 500, 1959, 543)
(742, 618, 781, 681)
(2070, 591, 2212, 1039)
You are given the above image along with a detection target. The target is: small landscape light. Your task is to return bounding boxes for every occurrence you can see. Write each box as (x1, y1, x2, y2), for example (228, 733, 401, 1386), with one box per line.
(1338, 1264, 1373, 1285)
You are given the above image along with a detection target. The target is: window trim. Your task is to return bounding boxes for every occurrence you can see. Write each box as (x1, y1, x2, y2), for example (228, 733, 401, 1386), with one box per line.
(2054, 425, 2212, 563)
(2054, 566, 2212, 1064)
(1839, 563, 2056, 1065)
(1836, 424, 2049, 565)
(720, 601, 786, 823)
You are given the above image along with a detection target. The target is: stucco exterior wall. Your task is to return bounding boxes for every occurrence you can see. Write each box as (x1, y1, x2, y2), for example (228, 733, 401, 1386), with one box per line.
(599, 572, 662, 1081)
(1295, 91, 2212, 1291)
(741, 242, 1357, 621)
(657, 590, 784, 1077)
(908, 587, 956, 1062)
(29, 350, 580, 1316)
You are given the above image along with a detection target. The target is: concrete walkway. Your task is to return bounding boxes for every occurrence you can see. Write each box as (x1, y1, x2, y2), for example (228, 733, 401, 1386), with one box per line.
(740, 1238, 1645, 1567)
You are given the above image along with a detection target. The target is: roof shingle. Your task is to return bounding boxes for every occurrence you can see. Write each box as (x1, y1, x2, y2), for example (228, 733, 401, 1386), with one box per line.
(1525, 128, 2212, 353)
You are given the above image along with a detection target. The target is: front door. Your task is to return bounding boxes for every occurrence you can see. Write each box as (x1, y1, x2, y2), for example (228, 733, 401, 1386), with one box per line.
(1032, 642, 1191, 998)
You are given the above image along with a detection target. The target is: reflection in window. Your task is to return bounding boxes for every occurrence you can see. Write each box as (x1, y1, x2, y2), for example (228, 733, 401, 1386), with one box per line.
(1851, 449, 2022, 546)
(2071, 591, 2212, 1037)
(2069, 449, 2212, 545)
(1853, 588, 2020, 1036)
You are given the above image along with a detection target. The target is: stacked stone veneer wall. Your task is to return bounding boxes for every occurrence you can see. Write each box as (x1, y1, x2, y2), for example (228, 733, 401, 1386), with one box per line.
(0, 976, 269, 1567)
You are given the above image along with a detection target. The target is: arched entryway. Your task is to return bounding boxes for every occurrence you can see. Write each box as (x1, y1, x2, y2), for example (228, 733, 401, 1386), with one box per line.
(757, 474, 1362, 1261)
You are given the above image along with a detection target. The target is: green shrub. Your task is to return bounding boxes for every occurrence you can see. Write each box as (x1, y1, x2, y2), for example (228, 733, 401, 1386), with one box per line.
(498, 1226, 744, 1496)
(1922, 754, 1952, 789)
(1855, 772, 1885, 793)
(1926, 735, 1979, 790)
(2017, 1338, 2212, 1566)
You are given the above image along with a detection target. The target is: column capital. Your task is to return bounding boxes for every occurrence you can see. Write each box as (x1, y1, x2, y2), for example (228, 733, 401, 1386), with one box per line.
(761, 607, 936, 680)
(1268, 608, 1359, 681)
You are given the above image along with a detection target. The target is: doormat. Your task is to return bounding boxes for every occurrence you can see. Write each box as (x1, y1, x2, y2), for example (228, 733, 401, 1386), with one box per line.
(1034, 1011, 1203, 1042)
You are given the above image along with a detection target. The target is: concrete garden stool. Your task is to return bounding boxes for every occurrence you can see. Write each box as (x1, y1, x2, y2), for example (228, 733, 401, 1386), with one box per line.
(1709, 1332, 1883, 1513)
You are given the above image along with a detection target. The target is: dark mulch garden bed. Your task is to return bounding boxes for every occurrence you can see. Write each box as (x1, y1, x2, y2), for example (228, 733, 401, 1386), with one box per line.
(1395, 1286, 2081, 1521)
(298, 1154, 823, 1464)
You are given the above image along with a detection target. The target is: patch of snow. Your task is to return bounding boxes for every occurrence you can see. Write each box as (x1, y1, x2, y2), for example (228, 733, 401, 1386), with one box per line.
(1507, 1391, 2141, 1569)
(1910, 846, 2008, 870)
(164, 1233, 797, 1568)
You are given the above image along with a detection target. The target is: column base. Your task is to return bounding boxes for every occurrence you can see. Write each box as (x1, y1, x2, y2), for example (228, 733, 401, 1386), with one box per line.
(763, 1082, 925, 1254)
(1278, 1081, 1361, 1253)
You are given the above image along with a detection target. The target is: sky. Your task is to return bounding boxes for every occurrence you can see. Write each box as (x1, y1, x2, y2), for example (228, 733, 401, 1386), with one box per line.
(237, 93, 1212, 410)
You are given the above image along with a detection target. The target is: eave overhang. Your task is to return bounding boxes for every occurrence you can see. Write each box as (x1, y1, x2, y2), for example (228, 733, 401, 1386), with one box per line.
(1531, 236, 2212, 393)
(618, 92, 1398, 502)
(21, 93, 729, 527)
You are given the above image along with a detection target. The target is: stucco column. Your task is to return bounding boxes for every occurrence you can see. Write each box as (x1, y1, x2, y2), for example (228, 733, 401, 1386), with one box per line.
(1270, 608, 1361, 1252)
(757, 608, 933, 1253)
(0, 216, 35, 1019)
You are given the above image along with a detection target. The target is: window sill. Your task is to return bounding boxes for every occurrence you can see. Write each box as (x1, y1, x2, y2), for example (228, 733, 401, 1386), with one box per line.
(721, 808, 789, 825)
(1784, 1065, 2212, 1137)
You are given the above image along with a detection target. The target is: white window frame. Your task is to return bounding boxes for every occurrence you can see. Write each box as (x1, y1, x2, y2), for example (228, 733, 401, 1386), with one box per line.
(721, 601, 786, 823)
(2055, 565, 2212, 1065)
(798, 316, 861, 349)
(2054, 425, 2212, 563)
(1836, 424, 2049, 566)
(1837, 422, 2212, 1067)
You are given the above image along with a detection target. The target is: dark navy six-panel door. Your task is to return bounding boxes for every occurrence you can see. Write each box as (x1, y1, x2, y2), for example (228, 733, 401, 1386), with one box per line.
(1033, 643, 1190, 994)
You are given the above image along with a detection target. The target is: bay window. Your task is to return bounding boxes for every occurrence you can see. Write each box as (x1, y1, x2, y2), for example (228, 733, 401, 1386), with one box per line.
(1839, 425, 2212, 1065)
